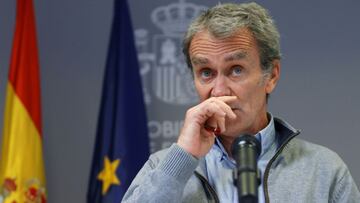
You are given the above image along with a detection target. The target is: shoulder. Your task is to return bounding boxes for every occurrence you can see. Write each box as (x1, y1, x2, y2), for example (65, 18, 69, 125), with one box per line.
(287, 138, 344, 167)
(287, 139, 360, 201)
(283, 138, 350, 181)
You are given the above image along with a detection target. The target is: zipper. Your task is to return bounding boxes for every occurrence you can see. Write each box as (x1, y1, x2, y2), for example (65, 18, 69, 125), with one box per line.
(263, 130, 300, 203)
(194, 171, 220, 203)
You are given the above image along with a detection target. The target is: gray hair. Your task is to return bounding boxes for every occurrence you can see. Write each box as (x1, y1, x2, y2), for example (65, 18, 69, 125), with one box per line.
(183, 2, 281, 73)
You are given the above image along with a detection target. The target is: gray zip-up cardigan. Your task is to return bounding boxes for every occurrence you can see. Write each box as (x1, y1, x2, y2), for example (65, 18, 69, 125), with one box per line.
(122, 118, 360, 203)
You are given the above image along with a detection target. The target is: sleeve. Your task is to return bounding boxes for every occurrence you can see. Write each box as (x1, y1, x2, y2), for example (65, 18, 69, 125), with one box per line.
(331, 168, 360, 203)
(121, 144, 199, 203)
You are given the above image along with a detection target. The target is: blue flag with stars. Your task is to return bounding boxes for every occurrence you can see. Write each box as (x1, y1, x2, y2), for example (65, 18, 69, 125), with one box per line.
(87, 0, 150, 202)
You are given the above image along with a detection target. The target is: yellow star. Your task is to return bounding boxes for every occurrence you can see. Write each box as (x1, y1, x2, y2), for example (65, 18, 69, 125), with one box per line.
(97, 156, 121, 195)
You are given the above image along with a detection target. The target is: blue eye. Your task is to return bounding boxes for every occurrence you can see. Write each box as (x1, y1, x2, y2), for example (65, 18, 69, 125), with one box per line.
(232, 66, 242, 76)
(200, 69, 212, 78)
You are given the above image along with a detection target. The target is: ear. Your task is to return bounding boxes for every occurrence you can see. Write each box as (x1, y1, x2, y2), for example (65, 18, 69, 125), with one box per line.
(265, 59, 280, 94)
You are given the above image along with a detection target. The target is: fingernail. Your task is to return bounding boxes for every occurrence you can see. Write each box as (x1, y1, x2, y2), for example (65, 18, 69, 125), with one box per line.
(214, 127, 221, 134)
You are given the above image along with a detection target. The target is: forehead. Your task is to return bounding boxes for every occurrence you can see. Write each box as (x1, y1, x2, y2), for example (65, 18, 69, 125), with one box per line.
(189, 28, 259, 59)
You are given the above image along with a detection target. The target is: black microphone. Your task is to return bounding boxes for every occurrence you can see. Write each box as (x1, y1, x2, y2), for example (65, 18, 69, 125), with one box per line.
(231, 134, 261, 203)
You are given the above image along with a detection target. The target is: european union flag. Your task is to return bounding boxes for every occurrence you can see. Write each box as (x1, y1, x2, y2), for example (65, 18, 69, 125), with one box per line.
(87, 0, 150, 202)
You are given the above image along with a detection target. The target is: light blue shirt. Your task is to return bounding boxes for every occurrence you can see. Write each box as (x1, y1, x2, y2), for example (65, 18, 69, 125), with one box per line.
(205, 114, 277, 203)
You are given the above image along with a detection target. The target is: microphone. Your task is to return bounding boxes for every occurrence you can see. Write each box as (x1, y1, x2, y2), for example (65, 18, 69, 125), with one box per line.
(231, 134, 261, 203)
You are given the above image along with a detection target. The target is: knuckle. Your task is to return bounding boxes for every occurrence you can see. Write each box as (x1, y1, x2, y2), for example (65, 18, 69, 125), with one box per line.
(186, 107, 194, 116)
(208, 97, 218, 103)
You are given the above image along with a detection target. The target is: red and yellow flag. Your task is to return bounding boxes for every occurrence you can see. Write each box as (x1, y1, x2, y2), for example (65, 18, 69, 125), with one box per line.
(0, 0, 47, 202)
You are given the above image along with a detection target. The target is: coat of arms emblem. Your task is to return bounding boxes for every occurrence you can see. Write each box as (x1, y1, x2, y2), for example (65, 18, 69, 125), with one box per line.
(135, 0, 207, 105)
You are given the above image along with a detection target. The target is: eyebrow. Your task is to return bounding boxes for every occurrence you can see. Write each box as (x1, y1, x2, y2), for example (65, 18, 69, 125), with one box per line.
(224, 51, 248, 62)
(191, 57, 209, 66)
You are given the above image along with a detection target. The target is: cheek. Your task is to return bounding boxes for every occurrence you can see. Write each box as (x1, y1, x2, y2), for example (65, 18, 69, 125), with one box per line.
(194, 81, 211, 101)
(233, 83, 265, 109)
(247, 87, 267, 113)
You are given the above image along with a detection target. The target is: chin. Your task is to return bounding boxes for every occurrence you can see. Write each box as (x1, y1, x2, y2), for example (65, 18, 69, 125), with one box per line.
(225, 117, 252, 136)
(223, 124, 244, 138)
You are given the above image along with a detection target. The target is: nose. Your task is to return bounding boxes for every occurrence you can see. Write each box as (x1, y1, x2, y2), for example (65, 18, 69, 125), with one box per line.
(211, 75, 231, 97)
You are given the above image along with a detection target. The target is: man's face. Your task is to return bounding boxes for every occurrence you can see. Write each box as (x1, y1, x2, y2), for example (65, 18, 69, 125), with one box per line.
(189, 28, 279, 137)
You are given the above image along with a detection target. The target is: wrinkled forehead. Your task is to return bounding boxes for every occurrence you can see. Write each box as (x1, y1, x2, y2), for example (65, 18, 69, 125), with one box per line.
(189, 28, 260, 59)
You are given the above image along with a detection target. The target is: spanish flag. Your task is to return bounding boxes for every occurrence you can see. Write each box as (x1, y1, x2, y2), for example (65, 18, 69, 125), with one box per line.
(0, 0, 47, 202)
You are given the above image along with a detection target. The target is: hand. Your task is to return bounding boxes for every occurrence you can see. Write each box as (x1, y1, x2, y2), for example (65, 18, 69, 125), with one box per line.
(177, 96, 237, 158)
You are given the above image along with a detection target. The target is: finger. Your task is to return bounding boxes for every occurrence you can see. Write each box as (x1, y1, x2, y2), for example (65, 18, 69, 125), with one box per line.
(204, 103, 226, 134)
(215, 96, 237, 103)
(203, 102, 226, 125)
(205, 116, 218, 131)
(216, 115, 225, 134)
(200, 127, 217, 139)
(208, 98, 237, 119)
(204, 116, 225, 135)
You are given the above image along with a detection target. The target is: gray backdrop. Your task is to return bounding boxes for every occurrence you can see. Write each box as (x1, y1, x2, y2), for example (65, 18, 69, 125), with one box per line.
(0, 0, 359, 202)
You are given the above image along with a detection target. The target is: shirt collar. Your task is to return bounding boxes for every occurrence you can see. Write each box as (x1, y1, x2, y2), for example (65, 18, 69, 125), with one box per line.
(213, 112, 276, 161)
(256, 113, 275, 158)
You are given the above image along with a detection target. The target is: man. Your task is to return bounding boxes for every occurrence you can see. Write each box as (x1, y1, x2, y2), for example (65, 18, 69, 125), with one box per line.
(123, 2, 360, 202)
